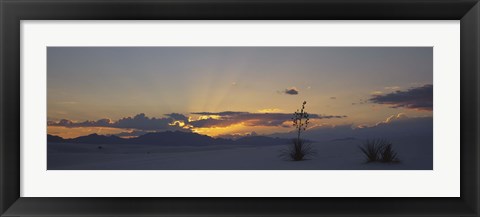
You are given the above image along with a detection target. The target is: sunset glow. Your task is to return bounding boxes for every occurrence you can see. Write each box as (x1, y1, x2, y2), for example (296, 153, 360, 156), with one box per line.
(47, 46, 435, 171)
(48, 126, 131, 139)
(47, 47, 433, 139)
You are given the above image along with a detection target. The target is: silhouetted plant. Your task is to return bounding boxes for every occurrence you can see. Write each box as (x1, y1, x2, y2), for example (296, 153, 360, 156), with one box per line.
(379, 144, 399, 162)
(282, 138, 315, 161)
(281, 101, 315, 161)
(293, 101, 309, 140)
(359, 139, 399, 163)
(359, 139, 383, 162)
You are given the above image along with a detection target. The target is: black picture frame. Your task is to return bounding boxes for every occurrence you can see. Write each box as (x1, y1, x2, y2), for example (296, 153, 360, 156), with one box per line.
(1, 0, 479, 216)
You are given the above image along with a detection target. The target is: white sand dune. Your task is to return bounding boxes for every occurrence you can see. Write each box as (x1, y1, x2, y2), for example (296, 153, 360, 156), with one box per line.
(48, 136, 432, 170)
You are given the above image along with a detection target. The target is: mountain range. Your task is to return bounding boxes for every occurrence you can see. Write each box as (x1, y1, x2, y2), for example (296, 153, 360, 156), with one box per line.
(47, 131, 291, 146)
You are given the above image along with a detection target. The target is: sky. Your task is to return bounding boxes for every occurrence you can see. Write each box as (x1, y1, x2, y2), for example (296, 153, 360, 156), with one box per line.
(47, 47, 433, 138)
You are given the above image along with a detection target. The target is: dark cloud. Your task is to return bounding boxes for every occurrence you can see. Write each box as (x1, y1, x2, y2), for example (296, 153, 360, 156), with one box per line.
(369, 84, 433, 111)
(113, 113, 176, 130)
(189, 118, 234, 128)
(48, 113, 186, 131)
(189, 111, 346, 128)
(330, 97, 336, 100)
(165, 113, 189, 123)
(50, 118, 113, 128)
(48, 111, 347, 131)
(284, 87, 299, 95)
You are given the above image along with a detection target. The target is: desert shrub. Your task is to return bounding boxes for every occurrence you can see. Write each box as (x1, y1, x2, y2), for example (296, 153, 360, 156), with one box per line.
(379, 144, 399, 162)
(359, 139, 383, 162)
(281, 101, 315, 161)
(359, 139, 399, 163)
(281, 138, 315, 161)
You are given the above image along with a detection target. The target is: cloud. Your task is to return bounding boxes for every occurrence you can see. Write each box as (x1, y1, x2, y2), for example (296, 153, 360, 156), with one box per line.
(190, 111, 346, 128)
(113, 113, 178, 130)
(330, 97, 336, 100)
(269, 115, 433, 142)
(49, 111, 348, 131)
(369, 84, 433, 111)
(257, 108, 282, 113)
(284, 87, 299, 95)
(48, 113, 186, 131)
(51, 118, 113, 128)
(192, 111, 247, 116)
(376, 113, 409, 125)
(164, 113, 189, 123)
(384, 86, 400, 90)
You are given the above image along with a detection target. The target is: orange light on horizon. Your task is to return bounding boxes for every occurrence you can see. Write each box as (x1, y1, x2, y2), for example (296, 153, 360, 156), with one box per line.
(192, 122, 292, 138)
(47, 126, 131, 139)
(48, 114, 315, 139)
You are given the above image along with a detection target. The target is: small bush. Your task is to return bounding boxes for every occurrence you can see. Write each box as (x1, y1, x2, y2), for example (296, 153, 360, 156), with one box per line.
(380, 144, 399, 162)
(359, 139, 383, 162)
(359, 139, 399, 163)
(281, 138, 315, 161)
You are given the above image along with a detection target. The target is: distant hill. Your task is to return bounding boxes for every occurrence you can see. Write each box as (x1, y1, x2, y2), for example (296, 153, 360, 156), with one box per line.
(128, 131, 232, 146)
(47, 134, 65, 143)
(70, 133, 126, 144)
(47, 131, 289, 146)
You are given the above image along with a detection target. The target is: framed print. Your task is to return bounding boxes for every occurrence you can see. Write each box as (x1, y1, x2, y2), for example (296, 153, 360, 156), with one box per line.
(22, 23, 456, 198)
(1, 0, 479, 216)
(44, 46, 435, 171)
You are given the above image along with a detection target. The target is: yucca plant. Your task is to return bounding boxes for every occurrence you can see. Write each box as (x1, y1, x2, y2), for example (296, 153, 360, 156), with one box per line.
(359, 139, 399, 163)
(380, 144, 399, 162)
(284, 138, 315, 161)
(359, 139, 384, 162)
(281, 101, 315, 161)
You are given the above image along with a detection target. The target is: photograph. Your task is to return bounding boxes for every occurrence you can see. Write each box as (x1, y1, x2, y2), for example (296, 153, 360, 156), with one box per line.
(47, 47, 433, 170)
